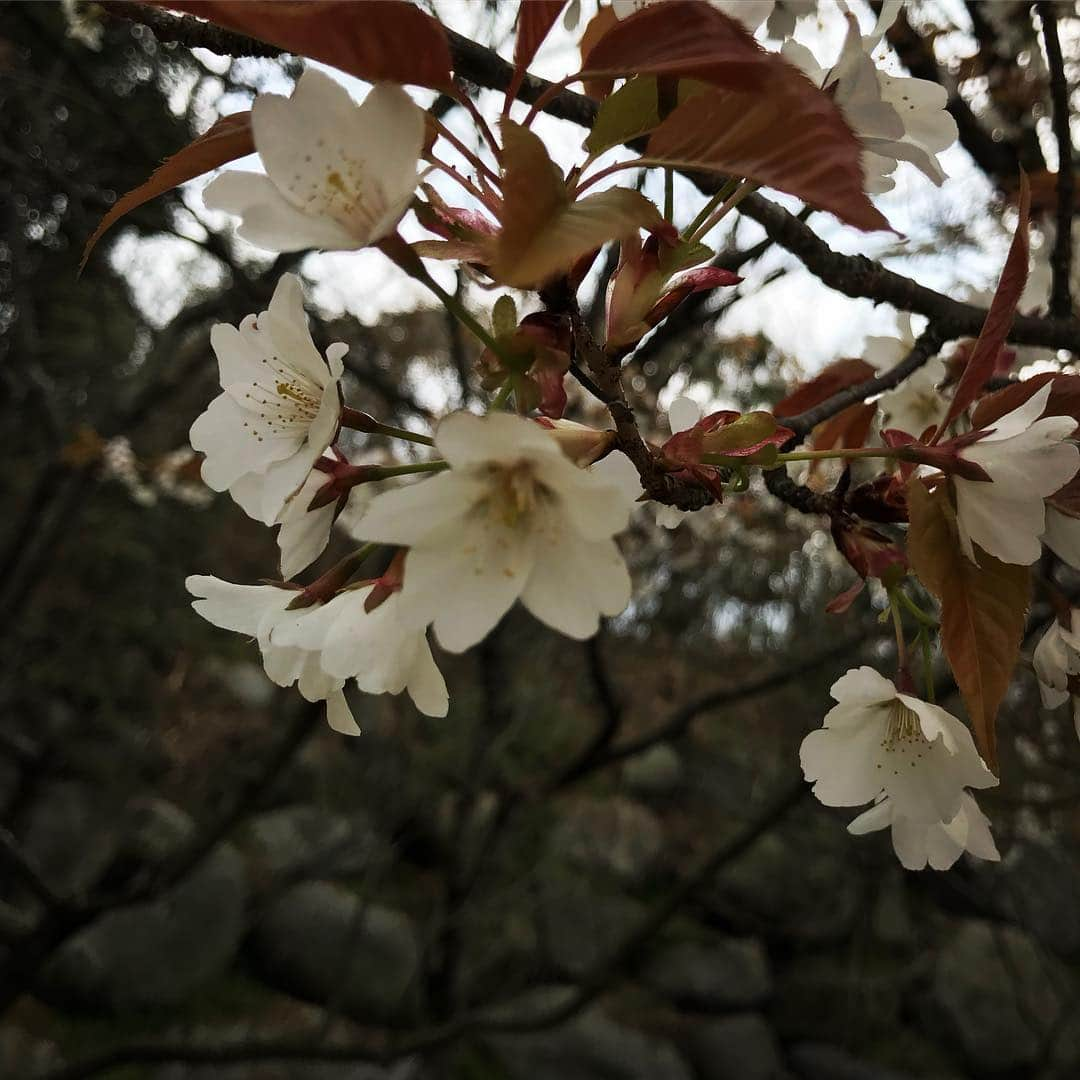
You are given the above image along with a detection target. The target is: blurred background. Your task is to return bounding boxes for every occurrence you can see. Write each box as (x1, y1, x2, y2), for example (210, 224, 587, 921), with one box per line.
(3, 2, 1080, 1078)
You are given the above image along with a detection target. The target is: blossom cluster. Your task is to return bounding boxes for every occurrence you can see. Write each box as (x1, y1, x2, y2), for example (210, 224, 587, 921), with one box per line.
(144, 1, 1080, 878)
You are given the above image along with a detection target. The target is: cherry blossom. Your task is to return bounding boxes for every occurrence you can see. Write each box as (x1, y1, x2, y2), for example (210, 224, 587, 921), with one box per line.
(203, 70, 425, 252)
(185, 575, 358, 735)
(1033, 611, 1080, 710)
(950, 383, 1079, 565)
(800, 666, 997, 825)
(864, 314, 946, 437)
(357, 411, 635, 652)
(272, 585, 448, 719)
(782, 12, 957, 194)
(848, 792, 1000, 871)
(189, 274, 346, 527)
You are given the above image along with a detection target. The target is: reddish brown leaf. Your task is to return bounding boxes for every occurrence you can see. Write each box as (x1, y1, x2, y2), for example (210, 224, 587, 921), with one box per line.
(1048, 470, 1080, 519)
(514, 1, 566, 77)
(906, 480, 1030, 771)
(971, 372, 1080, 436)
(579, 5, 619, 100)
(938, 171, 1031, 435)
(82, 110, 253, 268)
(775, 358, 875, 418)
(579, 1, 771, 91)
(149, 1, 452, 89)
(812, 402, 877, 456)
(644, 81, 890, 233)
(487, 121, 666, 287)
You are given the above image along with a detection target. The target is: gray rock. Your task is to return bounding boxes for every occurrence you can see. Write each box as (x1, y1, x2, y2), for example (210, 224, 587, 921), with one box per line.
(553, 796, 665, 885)
(993, 840, 1080, 956)
(931, 919, 1080, 1074)
(244, 804, 378, 881)
(789, 1043, 914, 1080)
(18, 781, 120, 898)
(642, 936, 772, 1010)
(39, 802, 247, 1011)
(537, 886, 647, 978)
(0, 1025, 64, 1075)
(705, 813, 859, 943)
(154, 1059, 422, 1080)
(489, 1007, 693, 1080)
(687, 1014, 789, 1080)
(622, 745, 683, 797)
(249, 882, 420, 1021)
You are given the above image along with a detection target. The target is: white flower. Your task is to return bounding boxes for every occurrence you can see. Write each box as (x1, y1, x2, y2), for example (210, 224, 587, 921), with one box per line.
(185, 575, 358, 735)
(272, 586, 448, 718)
(190, 274, 346, 526)
(273, 456, 372, 580)
(612, 0, 774, 33)
(800, 666, 997, 825)
(1032, 611, 1080, 710)
(848, 791, 1000, 871)
(203, 70, 425, 253)
(952, 383, 1079, 565)
(358, 412, 635, 652)
(782, 12, 957, 194)
(865, 314, 946, 437)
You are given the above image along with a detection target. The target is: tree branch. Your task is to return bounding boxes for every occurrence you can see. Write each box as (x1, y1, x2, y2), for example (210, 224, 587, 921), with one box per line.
(1037, 1, 1075, 319)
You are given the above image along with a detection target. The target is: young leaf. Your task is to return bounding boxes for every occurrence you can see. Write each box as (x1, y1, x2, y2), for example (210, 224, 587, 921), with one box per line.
(82, 111, 253, 268)
(488, 121, 667, 287)
(644, 83, 890, 233)
(811, 403, 877, 458)
(579, 1, 772, 91)
(147, 0, 453, 89)
(775, 358, 875, 418)
(906, 480, 1030, 771)
(579, 5, 619, 100)
(584, 77, 708, 157)
(937, 172, 1031, 435)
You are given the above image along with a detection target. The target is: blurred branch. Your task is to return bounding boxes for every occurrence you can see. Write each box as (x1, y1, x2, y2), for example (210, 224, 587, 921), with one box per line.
(552, 631, 624, 787)
(1037, 2, 1075, 320)
(590, 633, 863, 770)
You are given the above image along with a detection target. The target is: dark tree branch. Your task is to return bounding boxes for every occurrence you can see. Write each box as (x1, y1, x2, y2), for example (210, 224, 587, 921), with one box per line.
(763, 326, 945, 515)
(1037, 1, 1075, 319)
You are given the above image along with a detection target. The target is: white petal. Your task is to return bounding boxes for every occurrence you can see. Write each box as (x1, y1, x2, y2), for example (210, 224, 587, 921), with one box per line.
(186, 576, 288, 636)
(435, 411, 562, 469)
(959, 793, 1000, 862)
(829, 666, 898, 710)
(402, 520, 536, 653)
(799, 723, 887, 808)
(326, 689, 362, 735)
(359, 472, 482, 547)
(203, 170, 358, 252)
(406, 639, 450, 717)
(847, 798, 894, 835)
(520, 531, 631, 639)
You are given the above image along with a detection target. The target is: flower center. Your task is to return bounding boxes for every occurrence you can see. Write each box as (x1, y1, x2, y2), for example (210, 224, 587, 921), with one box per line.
(878, 700, 930, 774)
(484, 462, 549, 528)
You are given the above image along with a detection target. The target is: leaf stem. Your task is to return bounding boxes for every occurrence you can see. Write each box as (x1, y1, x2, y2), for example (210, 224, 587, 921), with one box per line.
(663, 167, 674, 221)
(689, 179, 760, 243)
(773, 447, 898, 465)
(490, 380, 514, 411)
(682, 176, 740, 241)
